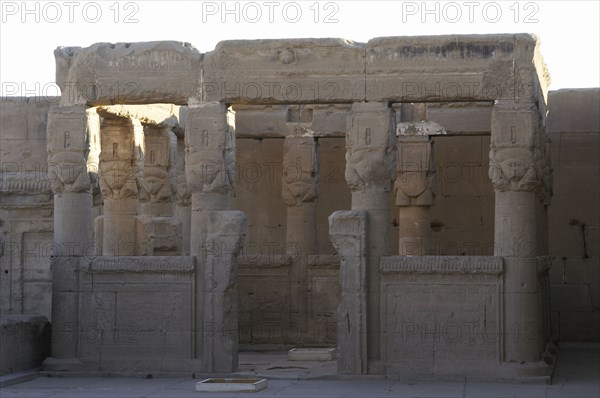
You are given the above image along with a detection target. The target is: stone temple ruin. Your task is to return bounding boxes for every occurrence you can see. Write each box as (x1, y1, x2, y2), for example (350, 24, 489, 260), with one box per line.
(1, 34, 599, 381)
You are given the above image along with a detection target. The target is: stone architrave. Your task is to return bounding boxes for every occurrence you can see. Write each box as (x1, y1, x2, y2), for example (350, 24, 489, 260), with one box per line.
(329, 211, 367, 375)
(55, 41, 202, 106)
(345, 102, 396, 369)
(45, 106, 93, 367)
(202, 211, 246, 373)
(98, 117, 143, 256)
(394, 136, 435, 255)
(282, 136, 319, 330)
(489, 101, 548, 363)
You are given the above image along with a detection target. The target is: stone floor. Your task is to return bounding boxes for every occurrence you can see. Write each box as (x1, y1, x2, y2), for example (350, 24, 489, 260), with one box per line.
(1, 343, 598, 398)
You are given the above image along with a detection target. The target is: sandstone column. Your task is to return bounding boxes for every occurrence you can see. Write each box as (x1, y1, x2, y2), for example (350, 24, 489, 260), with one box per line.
(137, 127, 181, 256)
(175, 136, 191, 255)
(282, 136, 319, 333)
(185, 102, 239, 370)
(185, 103, 236, 253)
(139, 126, 176, 217)
(489, 101, 548, 363)
(202, 211, 246, 372)
(394, 136, 435, 255)
(345, 102, 396, 369)
(98, 117, 143, 256)
(329, 211, 367, 374)
(45, 106, 93, 367)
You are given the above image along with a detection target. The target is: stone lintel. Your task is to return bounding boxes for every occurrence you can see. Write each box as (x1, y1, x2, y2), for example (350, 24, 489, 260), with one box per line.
(55, 34, 546, 105)
(55, 41, 202, 106)
(380, 256, 503, 275)
(202, 38, 366, 104)
(83, 256, 195, 273)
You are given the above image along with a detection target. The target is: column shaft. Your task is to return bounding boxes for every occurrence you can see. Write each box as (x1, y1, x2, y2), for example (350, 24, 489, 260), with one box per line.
(345, 102, 396, 369)
(489, 101, 550, 363)
(45, 106, 93, 366)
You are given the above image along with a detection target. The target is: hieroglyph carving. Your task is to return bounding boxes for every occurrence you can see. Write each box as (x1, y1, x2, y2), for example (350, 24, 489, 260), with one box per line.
(282, 137, 319, 206)
(185, 104, 236, 195)
(46, 107, 91, 193)
(488, 102, 549, 197)
(345, 103, 396, 193)
(98, 118, 141, 200)
(139, 128, 176, 204)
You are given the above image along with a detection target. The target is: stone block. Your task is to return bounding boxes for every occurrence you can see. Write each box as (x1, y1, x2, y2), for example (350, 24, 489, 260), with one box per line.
(77, 256, 195, 372)
(549, 258, 565, 285)
(559, 311, 600, 342)
(548, 89, 600, 133)
(288, 348, 336, 361)
(550, 285, 593, 312)
(432, 135, 483, 166)
(425, 103, 492, 134)
(203, 38, 366, 104)
(366, 35, 518, 102)
(0, 99, 28, 140)
(55, 41, 202, 105)
(557, 133, 600, 167)
(565, 258, 600, 285)
(195, 378, 267, 393)
(379, 256, 504, 378)
(231, 138, 286, 252)
(27, 99, 55, 141)
(22, 282, 52, 319)
(0, 138, 49, 171)
(0, 315, 50, 375)
(232, 105, 290, 138)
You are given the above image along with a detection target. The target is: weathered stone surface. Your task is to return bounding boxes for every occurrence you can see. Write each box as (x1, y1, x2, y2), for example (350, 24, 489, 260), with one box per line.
(367, 35, 518, 102)
(139, 127, 176, 213)
(548, 89, 600, 134)
(550, 285, 594, 312)
(395, 136, 434, 206)
(203, 38, 365, 104)
(185, 103, 235, 204)
(329, 210, 367, 375)
(424, 102, 492, 135)
(98, 117, 142, 256)
(489, 102, 544, 194)
(96, 104, 183, 133)
(46, 106, 91, 194)
(345, 102, 396, 193)
(55, 42, 202, 106)
(202, 211, 246, 373)
(345, 102, 396, 369)
(282, 137, 319, 207)
(380, 256, 504, 378)
(77, 256, 195, 372)
(0, 315, 50, 375)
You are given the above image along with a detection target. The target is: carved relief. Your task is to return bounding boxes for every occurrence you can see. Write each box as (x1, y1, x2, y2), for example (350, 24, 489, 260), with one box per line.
(185, 105, 236, 195)
(394, 138, 435, 206)
(174, 173, 191, 206)
(98, 118, 140, 200)
(138, 128, 175, 204)
(46, 107, 92, 193)
(345, 103, 396, 192)
(282, 137, 319, 206)
(489, 103, 546, 194)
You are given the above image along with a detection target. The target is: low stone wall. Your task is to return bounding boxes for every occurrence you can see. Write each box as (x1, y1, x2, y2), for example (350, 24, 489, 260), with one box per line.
(0, 315, 50, 375)
(379, 256, 505, 378)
